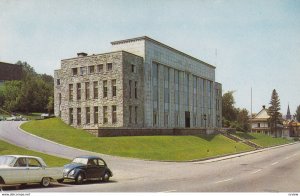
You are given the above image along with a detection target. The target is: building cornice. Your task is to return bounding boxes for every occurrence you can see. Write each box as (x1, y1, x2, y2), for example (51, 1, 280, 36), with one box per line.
(111, 36, 216, 69)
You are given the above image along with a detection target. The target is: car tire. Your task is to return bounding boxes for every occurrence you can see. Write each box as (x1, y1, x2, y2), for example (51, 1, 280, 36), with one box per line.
(57, 179, 64, 183)
(41, 177, 51, 187)
(75, 173, 84, 184)
(102, 171, 110, 182)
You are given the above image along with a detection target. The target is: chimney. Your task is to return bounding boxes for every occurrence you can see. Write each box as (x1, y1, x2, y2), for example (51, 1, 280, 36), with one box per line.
(77, 52, 88, 57)
(262, 105, 266, 109)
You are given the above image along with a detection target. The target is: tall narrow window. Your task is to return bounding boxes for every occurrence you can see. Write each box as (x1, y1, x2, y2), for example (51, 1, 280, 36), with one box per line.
(152, 63, 159, 126)
(97, 64, 103, 72)
(112, 79, 116, 97)
(103, 106, 108, 124)
(80, 67, 86, 75)
(164, 66, 169, 127)
(129, 80, 132, 98)
(135, 106, 138, 124)
(88, 65, 95, 74)
(131, 64, 136, 73)
(77, 108, 81, 125)
(134, 81, 137, 99)
(69, 84, 73, 101)
(86, 107, 90, 124)
(85, 82, 90, 100)
(129, 106, 132, 123)
(69, 108, 73, 124)
(72, 68, 78, 76)
(58, 93, 61, 105)
(107, 63, 112, 71)
(57, 79, 60, 85)
(112, 105, 117, 124)
(94, 106, 98, 124)
(103, 80, 107, 98)
(93, 81, 98, 99)
(76, 83, 81, 100)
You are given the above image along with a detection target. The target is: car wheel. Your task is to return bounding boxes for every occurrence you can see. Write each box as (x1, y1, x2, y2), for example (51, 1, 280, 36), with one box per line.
(75, 173, 84, 184)
(102, 172, 110, 182)
(57, 179, 64, 183)
(41, 177, 51, 187)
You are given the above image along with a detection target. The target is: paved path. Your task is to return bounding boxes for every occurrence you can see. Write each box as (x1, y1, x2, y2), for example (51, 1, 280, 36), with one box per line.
(0, 121, 299, 192)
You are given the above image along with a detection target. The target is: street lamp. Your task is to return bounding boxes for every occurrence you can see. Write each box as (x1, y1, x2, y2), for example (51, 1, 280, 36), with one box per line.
(203, 114, 207, 129)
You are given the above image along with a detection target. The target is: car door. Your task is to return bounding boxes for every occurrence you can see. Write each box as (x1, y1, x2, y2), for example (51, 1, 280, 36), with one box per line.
(96, 159, 106, 178)
(86, 158, 101, 179)
(27, 158, 44, 183)
(8, 157, 29, 184)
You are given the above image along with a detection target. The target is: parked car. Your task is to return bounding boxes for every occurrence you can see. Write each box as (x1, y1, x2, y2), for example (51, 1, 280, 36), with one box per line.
(0, 155, 63, 187)
(62, 156, 113, 184)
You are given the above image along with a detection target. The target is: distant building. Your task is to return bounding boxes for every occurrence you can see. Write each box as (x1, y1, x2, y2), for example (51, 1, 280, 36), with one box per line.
(285, 104, 292, 120)
(54, 36, 222, 134)
(0, 62, 22, 86)
(250, 105, 283, 137)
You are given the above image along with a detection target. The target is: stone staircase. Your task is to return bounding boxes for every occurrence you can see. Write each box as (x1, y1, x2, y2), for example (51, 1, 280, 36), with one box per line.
(219, 131, 263, 149)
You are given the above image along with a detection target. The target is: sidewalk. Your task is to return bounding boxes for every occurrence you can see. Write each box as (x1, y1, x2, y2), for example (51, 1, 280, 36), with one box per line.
(193, 141, 299, 164)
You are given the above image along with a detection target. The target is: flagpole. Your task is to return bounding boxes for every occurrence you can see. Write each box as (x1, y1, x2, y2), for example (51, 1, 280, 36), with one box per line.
(250, 87, 252, 133)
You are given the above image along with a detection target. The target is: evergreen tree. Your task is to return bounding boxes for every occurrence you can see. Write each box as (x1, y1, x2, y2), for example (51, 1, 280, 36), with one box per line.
(268, 89, 282, 137)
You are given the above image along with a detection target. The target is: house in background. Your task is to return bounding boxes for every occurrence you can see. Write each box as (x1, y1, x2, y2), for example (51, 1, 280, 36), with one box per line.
(250, 105, 283, 137)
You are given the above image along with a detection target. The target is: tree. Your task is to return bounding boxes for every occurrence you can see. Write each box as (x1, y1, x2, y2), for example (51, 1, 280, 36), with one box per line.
(237, 108, 250, 131)
(268, 89, 282, 137)
(222, 91, 237, 123)
(47, 96, 54, 114)
(295, 105, 300, 122)
(2, 81, 23, 112)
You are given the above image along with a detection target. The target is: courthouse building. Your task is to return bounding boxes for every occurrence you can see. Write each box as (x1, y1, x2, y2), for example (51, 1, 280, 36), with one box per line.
(54, 36, 222, 134)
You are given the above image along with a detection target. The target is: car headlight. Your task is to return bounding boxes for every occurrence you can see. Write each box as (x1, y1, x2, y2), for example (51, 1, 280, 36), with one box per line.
(68, 169, 75, 176)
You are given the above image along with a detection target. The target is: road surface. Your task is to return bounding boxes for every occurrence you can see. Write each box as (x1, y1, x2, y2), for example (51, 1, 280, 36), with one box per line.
(0, 121, 299, 192)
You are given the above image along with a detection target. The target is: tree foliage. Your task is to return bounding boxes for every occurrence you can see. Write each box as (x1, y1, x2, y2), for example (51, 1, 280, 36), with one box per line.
(268, 89, 282, 137)
(1, 61, 54, 113)
(222, 91, 250, 131)
(295, 105, 300, 122)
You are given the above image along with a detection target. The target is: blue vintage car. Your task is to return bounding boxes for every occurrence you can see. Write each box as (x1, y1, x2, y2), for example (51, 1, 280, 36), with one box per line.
(61, 155, 113, 184)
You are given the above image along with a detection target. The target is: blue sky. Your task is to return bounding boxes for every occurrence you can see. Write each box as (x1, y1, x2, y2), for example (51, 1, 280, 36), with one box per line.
(0, 0, 299, 115)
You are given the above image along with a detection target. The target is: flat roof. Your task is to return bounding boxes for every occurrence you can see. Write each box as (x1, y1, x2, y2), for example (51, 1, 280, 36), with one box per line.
(111, 36, 216, 69)
(61, 50, 143, 61)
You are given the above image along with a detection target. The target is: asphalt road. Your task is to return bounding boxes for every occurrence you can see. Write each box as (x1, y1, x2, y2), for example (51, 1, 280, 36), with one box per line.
(0, 121, 299, 192)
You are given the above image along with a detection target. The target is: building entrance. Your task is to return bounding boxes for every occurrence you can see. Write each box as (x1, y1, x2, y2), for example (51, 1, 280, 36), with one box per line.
(185, 111, 190, 128)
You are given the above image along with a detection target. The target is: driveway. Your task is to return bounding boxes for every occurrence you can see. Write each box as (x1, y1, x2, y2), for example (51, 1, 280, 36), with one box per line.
(0, 121, 299, 192)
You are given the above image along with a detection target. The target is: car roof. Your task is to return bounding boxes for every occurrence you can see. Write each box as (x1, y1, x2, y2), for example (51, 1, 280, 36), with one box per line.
(75, 155, 103, 159)
(1, 155, 41, 159)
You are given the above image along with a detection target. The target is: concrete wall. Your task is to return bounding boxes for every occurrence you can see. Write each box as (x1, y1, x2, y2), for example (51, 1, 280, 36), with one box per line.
(85, 127, 213, 137)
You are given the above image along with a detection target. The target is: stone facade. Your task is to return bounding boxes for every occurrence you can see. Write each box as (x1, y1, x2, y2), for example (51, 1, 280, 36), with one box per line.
(54, 36, 222, 132)
(54, 51, 144, 129)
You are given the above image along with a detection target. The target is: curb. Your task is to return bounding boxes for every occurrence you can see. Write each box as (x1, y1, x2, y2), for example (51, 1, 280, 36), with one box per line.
(193, 142, 299, 164)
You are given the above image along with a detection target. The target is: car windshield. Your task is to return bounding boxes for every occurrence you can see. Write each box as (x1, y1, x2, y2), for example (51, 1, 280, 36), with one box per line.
(0, 156, 16, 167)
(72, 158, 88, 165)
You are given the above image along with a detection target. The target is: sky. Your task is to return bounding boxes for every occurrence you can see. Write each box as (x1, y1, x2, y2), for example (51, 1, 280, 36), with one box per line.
(0, 0, 299, 115)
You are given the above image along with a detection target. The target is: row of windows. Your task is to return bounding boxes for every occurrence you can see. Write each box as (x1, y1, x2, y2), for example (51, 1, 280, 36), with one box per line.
(69, 106, 117, 125)
(68, 80, 138, 101)
(68, 105, 139, 125)
(72, 63, 113, 76)
(69, 63, 137, 77)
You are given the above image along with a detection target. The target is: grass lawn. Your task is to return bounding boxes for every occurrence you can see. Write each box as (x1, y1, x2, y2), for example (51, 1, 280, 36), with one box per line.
(233, 131, 293, 147)
(0, 140, 70, 167)
(21, 118, 254, 161)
